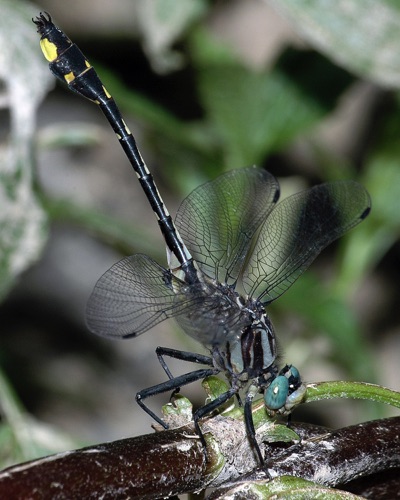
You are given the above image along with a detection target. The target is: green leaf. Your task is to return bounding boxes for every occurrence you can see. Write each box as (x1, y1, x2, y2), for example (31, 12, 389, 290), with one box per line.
(276, 273, 374, 381)
(202, 376, 230, 401)
(336, 98, 400, 292)
(202, 376, 236, 414)
(235, 475, 363, 499)
(0, 0, 51, 301)
(193, 31, 353, 167)
(258, 423, 301, 445)
(161, 395, 193, 428)
(270, 0, 400, 88)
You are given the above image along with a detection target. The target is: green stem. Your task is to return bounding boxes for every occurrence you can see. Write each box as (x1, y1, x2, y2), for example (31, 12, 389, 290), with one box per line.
(304, 381, 400, 408)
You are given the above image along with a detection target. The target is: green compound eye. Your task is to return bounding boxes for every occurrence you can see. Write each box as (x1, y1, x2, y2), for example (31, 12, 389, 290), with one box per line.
(264, 375, 289, 410)
(287, 366, 300, 385)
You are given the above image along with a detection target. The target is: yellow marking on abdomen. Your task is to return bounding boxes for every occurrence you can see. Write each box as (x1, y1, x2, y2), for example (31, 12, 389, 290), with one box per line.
(122, 119, 131, 135)
(64, 71, 75, 84)
(102, 86, 112, 99)
(40, 38, 58, 62)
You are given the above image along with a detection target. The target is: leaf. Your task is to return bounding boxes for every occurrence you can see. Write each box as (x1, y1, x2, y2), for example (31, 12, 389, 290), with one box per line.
(192, 30, 353, 167)
(269, 0, 400, 88)
(136, 0, 208, 73)
(336, 97, 400, 292)
(214, 475, 363, 499)
(275, 273, 375, 381)
(0, 0, 52, 300)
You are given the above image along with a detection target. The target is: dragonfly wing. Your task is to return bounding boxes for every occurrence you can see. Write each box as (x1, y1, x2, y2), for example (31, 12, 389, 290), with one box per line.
(86, 254, 191, 338)
(242, 180, 371, 303)
(175, 167, 279, 285)
(174, 283, 253, 345)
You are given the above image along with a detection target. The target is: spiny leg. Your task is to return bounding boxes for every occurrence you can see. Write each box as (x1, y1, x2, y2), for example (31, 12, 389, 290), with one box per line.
(244, 392, 265, 465)
(155, 346, 215, 402)
(155, 346, 214, 380)
(193, 387, 237, 460)
(136, 368, 216, 429)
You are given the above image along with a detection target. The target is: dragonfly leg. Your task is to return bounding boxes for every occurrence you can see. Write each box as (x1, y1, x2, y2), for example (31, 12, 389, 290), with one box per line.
(136, 368, 216, 429)
(193, 387, 237, 460)
(156, 346, 213, 380)
(244, 393, 265, 466)
(155, 346, 214, 400)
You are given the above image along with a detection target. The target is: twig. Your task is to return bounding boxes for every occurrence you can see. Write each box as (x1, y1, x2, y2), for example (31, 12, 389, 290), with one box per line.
(0, 417, 399, 498)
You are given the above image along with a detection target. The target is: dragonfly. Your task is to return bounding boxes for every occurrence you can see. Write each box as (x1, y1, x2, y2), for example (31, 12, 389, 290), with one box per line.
(34, 12, 371, 465)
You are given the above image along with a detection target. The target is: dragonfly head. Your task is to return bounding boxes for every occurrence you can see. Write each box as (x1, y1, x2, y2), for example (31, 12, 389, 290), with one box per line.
(264, 364, 306, 414)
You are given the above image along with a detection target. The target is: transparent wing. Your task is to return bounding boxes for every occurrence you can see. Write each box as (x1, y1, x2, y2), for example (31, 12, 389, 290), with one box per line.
(174, 282, 253, 345)
(86, 254, 194, 339)
(175, 167, 279, 285)
(242, 180, 371, 303)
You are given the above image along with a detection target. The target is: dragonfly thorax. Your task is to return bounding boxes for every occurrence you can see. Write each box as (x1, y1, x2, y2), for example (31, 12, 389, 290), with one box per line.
(213, 308, 277, 380)
(174, 276, 252, 344)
